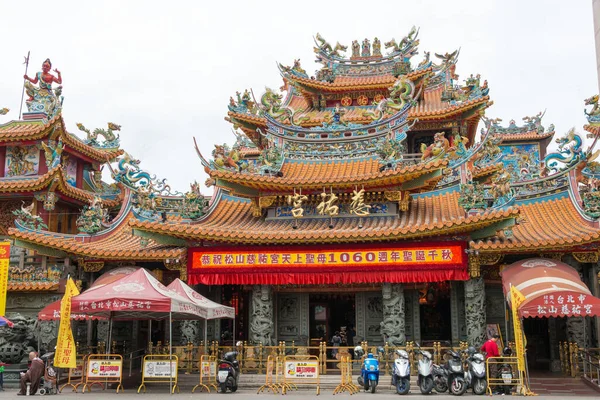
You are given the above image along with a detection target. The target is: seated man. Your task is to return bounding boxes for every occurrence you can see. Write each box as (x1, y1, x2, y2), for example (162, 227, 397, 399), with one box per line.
(18, 352, 44, 395)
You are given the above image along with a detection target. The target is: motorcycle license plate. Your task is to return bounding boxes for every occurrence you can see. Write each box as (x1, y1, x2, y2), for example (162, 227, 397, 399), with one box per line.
(218, 371, 229, 383)
(501, 373, 512, 384)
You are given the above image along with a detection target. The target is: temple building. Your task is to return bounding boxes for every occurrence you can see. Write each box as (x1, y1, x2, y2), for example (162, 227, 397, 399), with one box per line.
(2, 29, 600, 373)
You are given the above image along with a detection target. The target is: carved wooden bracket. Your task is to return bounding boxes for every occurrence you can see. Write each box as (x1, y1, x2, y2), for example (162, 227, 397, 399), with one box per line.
(468, 253, 480, 278)
(164, 253, 187, 281)
(572, 252, 599, 264)
(384, 190, 410, 212)
(251, 196, 277, 217)
(78, 258, 104, 272)
(479, 253, 503, 266)
(539, 253, 564, 261)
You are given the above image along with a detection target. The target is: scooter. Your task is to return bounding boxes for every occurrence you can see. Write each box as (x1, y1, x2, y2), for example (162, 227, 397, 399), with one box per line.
(464, 347, 487, 395)
(497, 346, 514, 395)
(38, 352, 57, 396)
(391, 349, 410, 395)
(445, 350, 467, 396)
(432, 361, 449, 393)
(355, 346, 379, 393)
(414, 344, 434, 394)
(217, 351, 239, 393)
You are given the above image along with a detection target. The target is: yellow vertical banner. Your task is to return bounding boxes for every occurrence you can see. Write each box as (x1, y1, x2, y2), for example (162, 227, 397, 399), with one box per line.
(55, 278, 79, 368)
(510, 286, 527, 372)
(0, 242, 11, 316)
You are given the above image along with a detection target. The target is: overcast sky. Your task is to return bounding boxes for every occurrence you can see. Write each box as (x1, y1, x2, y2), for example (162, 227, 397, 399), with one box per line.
(0, 0, 597, 192)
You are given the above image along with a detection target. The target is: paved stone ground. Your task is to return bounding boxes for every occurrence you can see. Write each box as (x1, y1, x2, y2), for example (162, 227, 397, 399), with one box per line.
(1, 372, 596, 398)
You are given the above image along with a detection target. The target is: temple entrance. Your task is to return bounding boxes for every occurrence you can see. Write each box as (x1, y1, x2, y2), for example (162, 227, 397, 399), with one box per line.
(419, 282, 452, 342)
(309, 293, 355, 346)
(523, 317, 551, 370)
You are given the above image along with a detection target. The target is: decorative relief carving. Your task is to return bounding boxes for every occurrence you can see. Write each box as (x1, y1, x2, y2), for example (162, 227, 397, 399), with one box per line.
(380, 283, 405, 346)
(249, 285, 274, 345)
(572, 252, 599, 264)
(464, 277, 486, 347)
(479, 253, 503, 266)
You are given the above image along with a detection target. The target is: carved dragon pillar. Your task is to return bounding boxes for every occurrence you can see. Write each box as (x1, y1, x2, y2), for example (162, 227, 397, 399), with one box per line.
(464, 277, 486, 347)
(249, 285, 275, 346)
(380, 283, 405, 346)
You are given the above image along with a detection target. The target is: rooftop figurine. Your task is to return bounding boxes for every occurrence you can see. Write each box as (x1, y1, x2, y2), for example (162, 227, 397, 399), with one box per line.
(23, 58, 63, 117)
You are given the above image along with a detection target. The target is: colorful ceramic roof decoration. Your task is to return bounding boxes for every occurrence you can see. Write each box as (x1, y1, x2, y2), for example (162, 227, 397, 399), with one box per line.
(3, 30, 600, 284)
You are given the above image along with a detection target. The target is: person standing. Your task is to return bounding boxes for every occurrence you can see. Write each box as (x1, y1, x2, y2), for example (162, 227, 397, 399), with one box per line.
(481, 335, 501, 393)
(18, 352, 44, 395)
(331, 331, 342, 358)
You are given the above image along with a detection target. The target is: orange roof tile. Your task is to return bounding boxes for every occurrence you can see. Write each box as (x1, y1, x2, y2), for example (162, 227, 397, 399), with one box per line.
(226, 111, 267, 127)
(9, 212, 184, 261)
(471, 195, 600, 252)
(498, 130, 554, 142)
(210, 158, 447, 192)
(0, 114, 124, 162)
(130, 191, 518, 245)
(8, 281, 59, 292)
(287, 69, 431, 92)
(408, 96, 490, 120)
(0, 167, 122, 207)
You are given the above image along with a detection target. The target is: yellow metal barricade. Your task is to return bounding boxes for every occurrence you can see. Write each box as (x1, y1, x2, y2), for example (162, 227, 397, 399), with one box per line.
(282, 355, 320, 395)
(486, 356, 536, 396)
(137, 354, 179, 394)
(276, 355, 296, 393)
(59, 356, 85, 393)
(333, 355, 359, 395)
(82, 354, 124, 393)
(192, 355, 218, 393)
(257, 355, 279, 394)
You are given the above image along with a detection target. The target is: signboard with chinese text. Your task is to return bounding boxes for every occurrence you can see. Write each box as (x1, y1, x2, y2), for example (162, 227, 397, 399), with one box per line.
(188, 243, 467, 285)
(520, 291, 600, 318)
(200, 360, 216, 377)
(142, 360, 177, 378)
(284, 360, 319, 379)
(0, 242, 9, 316)
(87, 359, 122, 378)
(191, 244, 463, 269)
(510, 286, 526, 373)
(55, 278, 79, 368)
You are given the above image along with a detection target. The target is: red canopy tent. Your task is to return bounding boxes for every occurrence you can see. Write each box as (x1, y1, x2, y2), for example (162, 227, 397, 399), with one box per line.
(70, 268, 206, 393)
(501, 258, 600, 318)
(37, 267, 142, 321)
(167, 279, 235, 349)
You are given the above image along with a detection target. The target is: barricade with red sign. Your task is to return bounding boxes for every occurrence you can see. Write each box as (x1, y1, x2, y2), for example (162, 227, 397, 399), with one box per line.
(282, 355, 320, 395)
(138, 354, 179, 393)
(192, 355, 217, 393)
(82, 354, 124, 393)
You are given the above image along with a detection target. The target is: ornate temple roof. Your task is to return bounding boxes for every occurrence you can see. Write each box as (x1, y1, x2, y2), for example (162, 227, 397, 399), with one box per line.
(9, 210, 184, 261)
(0, 166, 123, 207)
(471, 192, 600, 252)
(130, 190, 518, 245)
(207, 158, 447, 194)
(0, 113, 123, 162)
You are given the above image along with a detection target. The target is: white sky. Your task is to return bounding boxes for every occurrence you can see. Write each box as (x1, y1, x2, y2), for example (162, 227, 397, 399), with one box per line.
(0, 0, 597, 192)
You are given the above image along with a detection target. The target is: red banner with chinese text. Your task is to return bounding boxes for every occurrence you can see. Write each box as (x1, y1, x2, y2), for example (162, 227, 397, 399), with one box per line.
(188, 242, 468, 285)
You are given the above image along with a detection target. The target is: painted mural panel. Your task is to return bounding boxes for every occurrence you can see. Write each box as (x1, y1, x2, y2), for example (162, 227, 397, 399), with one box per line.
(499, 143, 541, 181)
(65, 157, 77, 187)
(5, 145, 40, 177)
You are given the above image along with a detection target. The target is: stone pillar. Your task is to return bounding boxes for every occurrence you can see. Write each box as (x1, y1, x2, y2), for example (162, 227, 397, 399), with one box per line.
(249, 285, 274, 345)
(180, 320, 200, 345)
(380, 283, 405, 346)
(412, 290, 421, 343)
(465, 277, 486, 347)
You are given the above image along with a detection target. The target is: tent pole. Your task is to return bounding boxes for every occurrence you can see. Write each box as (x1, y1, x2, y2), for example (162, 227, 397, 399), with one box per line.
(107, 312, 113, 354)
(169, 312, 173, 395)
(233, 317, 236, 351)
(204, 319, 208, 355)
(148, 319, 152, 350)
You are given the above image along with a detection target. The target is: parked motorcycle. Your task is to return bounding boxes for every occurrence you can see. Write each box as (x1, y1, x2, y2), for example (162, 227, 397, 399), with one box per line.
(497, 346, 514, 395)
(355, 346, 379, 393)
(464, 347, 487, 395)
(445, 350, 467, 396)
(414, 344, 434, 394)
(432, 361, 449, 393)
(217, 351, 239, 393)
(38, 352, 57, 396)
(391, 349, 411, 395)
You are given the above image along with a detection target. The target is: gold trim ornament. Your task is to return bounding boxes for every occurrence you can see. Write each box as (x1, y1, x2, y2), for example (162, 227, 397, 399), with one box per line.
(340, 96, 352, 107)
(373, 94, 385, 104)
(357, 95, 369, 106)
